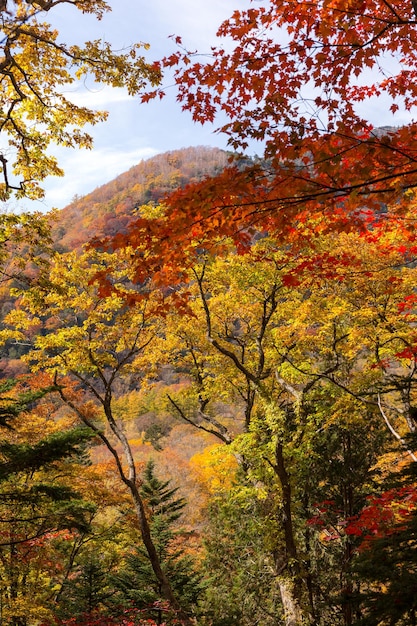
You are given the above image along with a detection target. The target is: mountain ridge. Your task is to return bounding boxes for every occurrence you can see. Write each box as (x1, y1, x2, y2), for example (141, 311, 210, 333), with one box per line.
(51, 146, 231, 250)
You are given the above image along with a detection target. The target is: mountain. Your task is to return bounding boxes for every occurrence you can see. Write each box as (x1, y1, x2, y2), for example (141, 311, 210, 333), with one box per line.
(51, 146, 231, 250)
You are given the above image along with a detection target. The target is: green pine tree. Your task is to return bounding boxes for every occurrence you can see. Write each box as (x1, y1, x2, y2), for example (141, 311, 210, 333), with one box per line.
(0, 380, 96, 626)
(0, 379, 95, 530)
(111, 459, 203, 624)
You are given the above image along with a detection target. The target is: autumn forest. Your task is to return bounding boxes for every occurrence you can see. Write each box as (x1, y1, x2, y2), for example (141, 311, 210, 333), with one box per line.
(1, 1, 417, 625)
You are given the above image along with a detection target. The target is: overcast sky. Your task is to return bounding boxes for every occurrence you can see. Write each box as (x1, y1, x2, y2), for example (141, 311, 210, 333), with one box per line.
(12, 0, 410, 214)
(13, 0, 253, 213)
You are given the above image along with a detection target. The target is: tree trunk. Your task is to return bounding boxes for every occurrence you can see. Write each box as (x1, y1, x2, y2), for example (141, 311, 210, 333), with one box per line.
(129, 478, 188, 617)
(278, 576, 305, 626)
(103, 402, 194, 626)
(273, 440, 306, 625)
(58, 388, 194, 626)
(341, 433, 354, 626)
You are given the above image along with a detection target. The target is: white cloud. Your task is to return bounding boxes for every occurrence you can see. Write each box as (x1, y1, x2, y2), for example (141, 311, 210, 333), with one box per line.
(22, 0, 409, 216)
(26, 145, 159, 212)
(27, 0, 413, 219)
(61, 85, 134, 109)
(18, 0, 251, 213)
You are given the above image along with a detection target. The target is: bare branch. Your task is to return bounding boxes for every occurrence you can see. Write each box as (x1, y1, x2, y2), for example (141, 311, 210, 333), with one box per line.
(167, 393, 232, 444)
(377, 394, 417, 462)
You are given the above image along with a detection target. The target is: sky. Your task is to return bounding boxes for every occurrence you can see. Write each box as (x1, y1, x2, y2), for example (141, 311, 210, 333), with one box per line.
(9, 0, 411, 214)
(15, 0, 253, 213)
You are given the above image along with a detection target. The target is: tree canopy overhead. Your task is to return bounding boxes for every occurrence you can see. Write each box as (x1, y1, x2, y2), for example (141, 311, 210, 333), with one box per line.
(0, 0, 160, 201)
(134, 0, 417, 257)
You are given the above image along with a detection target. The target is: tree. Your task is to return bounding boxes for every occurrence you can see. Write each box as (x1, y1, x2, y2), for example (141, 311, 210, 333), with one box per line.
(0, 212, 53, 286)
(53, 541, 125, 622)
(84, 0, 417, 610)
(0, 0, 160, 200)
(345, 433, 417, 626)
(134, 226, 417, 625)
(198, 483, 282, 626)
(38, 459, 138, 624)
(112, 459, 202, 624)
(0, 211, 53, 365)
(110, 0, 415, 285)
(0, 377, 96, 626)
(1, 246, 194, 624)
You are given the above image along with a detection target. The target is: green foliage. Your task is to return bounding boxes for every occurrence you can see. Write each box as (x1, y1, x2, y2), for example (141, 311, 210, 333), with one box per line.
(354, 516, 417, 625)
(0, 381, 98, 626)
(300, 415, 386, 624)
(198, 484, 281, 626)
(54, 548, 124, 620)
(141, 459, 186, 522)
(111, 460, 203, 621)
(4, 111, 417, 624)
(0, 425, 93, 479)
(352, 435, 417, 626)
(142, 421, 172, 451)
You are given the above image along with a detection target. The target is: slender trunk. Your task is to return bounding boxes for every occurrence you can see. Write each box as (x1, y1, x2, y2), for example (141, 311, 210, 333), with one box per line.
(273, 440, 306, 626)
(401, 389, 417, 433)
(53, 533, 87, 603)
(341, 433, 354, 626)
(274, 440, 298, 562)
(304, 519, 317, 623)
(129, 478, 184, 613)
(9, 541, 26, 626)
(58, 387, 193, 626)
(277, 576, 304, 626)
(103, 402, 194, 626)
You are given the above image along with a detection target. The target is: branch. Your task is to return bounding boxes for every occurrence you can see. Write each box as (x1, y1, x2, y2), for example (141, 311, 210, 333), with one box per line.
(167, 394, 232, 444)
(275, 373, 302, 403)
(54, 376, 131, 487)
(377, 394, 417, 462)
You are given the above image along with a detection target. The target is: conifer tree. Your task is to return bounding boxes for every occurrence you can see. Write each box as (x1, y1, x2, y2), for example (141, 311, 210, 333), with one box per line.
(111, 459, 202, 624)
(0, 380, 96, 626)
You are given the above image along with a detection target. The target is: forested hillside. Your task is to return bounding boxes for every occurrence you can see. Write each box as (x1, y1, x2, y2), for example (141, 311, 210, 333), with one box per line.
(1, 1, 417, 626)
(3, 147, 417, 626)
(51, 147, 231, 250)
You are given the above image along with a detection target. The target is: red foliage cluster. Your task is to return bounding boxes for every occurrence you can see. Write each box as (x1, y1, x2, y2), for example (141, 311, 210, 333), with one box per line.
(308, 487, 417, 550)
(122, 1, 417, 288)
